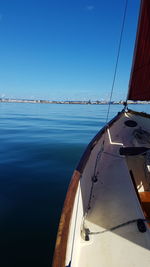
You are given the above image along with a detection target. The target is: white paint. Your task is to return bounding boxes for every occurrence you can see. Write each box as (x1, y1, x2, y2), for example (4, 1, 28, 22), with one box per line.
(65, 111, 150, 267)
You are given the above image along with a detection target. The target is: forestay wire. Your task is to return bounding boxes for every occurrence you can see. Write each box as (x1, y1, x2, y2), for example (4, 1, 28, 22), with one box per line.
(83, 0, 129, 239)
(105, 0, 128, 125)
(66, 3, 129, 265)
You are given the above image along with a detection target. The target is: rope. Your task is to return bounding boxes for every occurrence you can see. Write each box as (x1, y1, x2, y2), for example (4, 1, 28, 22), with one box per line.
(87, 145, 104, 211)
(105, 0, 128, 125)
(86, 0, 129, 216)
(87, 148, 124, 211)
(67, 2, 129, 262)
(87, 218, 150, 236)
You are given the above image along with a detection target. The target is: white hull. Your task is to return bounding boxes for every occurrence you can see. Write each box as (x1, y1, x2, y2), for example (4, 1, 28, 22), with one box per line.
(53, 109, 150, 267)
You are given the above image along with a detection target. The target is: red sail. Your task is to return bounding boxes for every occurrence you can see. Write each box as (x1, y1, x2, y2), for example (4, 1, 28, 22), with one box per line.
(128, 0, 150, 101)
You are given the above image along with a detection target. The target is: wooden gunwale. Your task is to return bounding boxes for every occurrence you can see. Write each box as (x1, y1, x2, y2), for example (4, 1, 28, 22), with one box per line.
(52, 170, 81, 267)
(52, 109, 124, 267)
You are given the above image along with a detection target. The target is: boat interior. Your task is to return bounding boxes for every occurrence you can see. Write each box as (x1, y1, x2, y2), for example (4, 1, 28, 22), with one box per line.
(82, 109, 150, 231)
(124, 120, 150, 222)
(66, 110, 150, 267)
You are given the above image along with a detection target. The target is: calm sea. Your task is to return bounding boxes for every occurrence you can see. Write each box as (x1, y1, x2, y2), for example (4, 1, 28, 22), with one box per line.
(0, 103, 150, 267)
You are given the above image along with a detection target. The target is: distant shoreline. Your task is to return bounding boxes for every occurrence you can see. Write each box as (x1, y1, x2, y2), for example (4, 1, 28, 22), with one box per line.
(0, 99, 149, 105)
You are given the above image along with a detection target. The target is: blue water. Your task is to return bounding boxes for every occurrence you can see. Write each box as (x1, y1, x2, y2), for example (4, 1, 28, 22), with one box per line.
(0, 103, 150, 266)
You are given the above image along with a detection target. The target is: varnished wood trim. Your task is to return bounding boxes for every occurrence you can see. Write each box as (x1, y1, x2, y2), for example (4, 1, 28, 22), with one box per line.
(128, 108, 150, 119)
(52, 170, 81, 267)
(139, 192, 150, 221)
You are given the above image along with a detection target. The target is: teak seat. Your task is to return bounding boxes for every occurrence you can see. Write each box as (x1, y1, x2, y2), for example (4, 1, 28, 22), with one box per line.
(139, 192, 150, 219)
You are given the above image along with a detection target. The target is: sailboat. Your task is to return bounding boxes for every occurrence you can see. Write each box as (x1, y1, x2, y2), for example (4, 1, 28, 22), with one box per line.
(53, 0, 150, 266)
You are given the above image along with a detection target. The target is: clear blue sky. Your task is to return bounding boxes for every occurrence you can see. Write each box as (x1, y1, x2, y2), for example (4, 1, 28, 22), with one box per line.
(0, 0, 140, 101)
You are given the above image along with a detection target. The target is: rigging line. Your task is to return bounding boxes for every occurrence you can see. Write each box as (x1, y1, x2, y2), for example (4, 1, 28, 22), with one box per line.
(105, 0, 128, 125)
(87, 145, 104, 211)
(88, 218, 150, 235)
